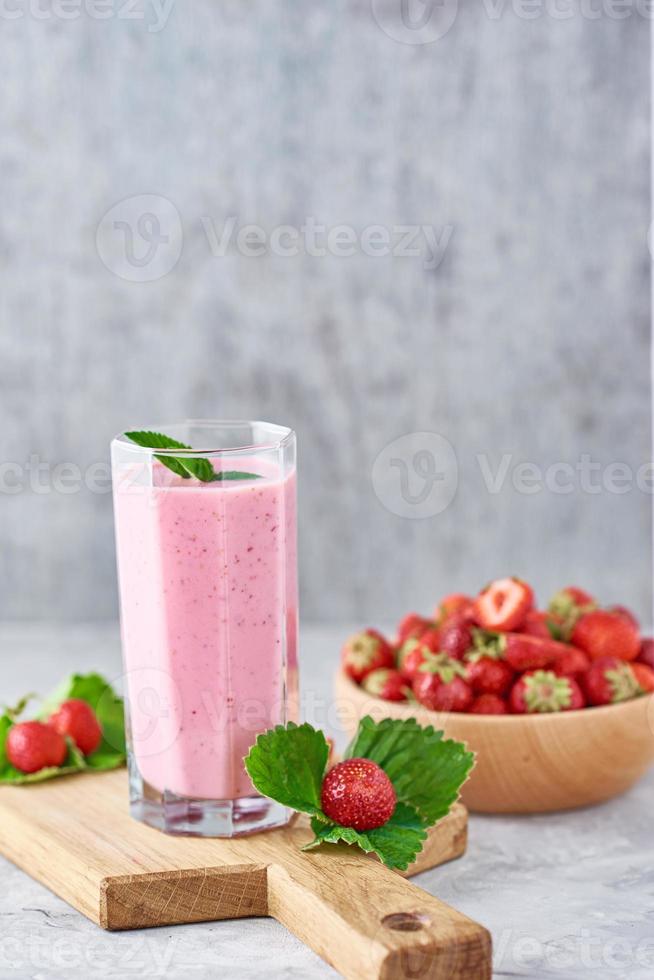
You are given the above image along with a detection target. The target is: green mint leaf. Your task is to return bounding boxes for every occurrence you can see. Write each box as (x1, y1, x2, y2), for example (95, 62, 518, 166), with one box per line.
(211, 471, 262, 482)
(244, 722, 330, 817)
(303, 802, 428, 871)
(125, 430, 214, 482)
(344, 716, 474, 826)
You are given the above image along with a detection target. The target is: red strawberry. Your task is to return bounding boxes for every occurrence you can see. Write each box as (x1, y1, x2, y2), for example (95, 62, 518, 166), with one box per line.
(439, 615, 474, 660)
(631, 662, 654, 693)
(464, 656, 514, 697)
(412, 654, 473, 712)
(436, 593, 473, 625)
(552, 645, 590, 678)
(396, 638, 429, 683)
(520, 610, 556, 640)
(572, 610, 640, 662)
(362, 668, 412, 702)
(396, 613, 432, 645)
(49, 698, 102, 756)
(553, 586, 595, 608)
(321, 758, 396, 831)
(474, 577, 533, 632)
(509, 670, 585, 714)
(637, 638, 654, 671)
(418, 627, 443, 653)
(607, 605, 640, 631)
(6, 721, 67, 774)
(583, 657, 643, 706)
(470, 693, 508, 715)
(341, 629, 394, 683)
(503, 633, 563, 671)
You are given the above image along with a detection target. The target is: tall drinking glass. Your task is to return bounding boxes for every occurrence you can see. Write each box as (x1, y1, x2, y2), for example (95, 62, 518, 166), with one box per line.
(111, 421, 298, 836)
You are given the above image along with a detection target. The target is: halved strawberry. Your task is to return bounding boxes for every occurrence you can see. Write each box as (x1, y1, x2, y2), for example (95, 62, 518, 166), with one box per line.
(572, 610, 640, 662)
(474, 577, 533, 632)
(509, 670, 585, 714)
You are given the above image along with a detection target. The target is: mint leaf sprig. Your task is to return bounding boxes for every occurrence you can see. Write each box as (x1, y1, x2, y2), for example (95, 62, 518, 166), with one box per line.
(125, 431, 262, 483)
(244, 717, 474, 871)
(0, 672, 126, 784)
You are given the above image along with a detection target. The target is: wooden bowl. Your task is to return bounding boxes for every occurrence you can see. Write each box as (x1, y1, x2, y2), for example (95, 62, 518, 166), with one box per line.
(334, 669, 654, 813)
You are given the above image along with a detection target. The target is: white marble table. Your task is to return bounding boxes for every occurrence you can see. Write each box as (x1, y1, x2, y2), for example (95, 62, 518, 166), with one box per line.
(0, 623, 652, 979)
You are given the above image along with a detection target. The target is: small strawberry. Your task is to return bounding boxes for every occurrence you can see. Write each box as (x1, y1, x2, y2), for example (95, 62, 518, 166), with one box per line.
(439, 615, 474, 660)
(470, 693, 508, 715)
(396, 638, 429, 682)
(435, 593, 474, 625)
(552, 645, 590, 678)
(607, 605, 640, 631)
(321, 758, 396, 831)
(418, 627, 443, 653)
(631, 662, 654, 693)
(412, 654, 473, 712)
(464, 656, 514, 697)
(637, 638, 654, 671)
(6, 721, 67, 774)
(362, 668, 412, 702)
(503, 633, 563, 671)
(547, 587, 596, 640)
(583, 657, 643, 706)
(396, 613, 432, 645)
(474, 577, 533, 632)
(520, 610, 556, 640)
(341, 629, 394, 683)
(509, 670, 585, 714)
(49, 698, 103, 756)
(572, 610, 640, 662)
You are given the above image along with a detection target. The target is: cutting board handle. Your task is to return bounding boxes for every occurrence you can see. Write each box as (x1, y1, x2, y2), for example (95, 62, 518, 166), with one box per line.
(268, 850, 492, 980)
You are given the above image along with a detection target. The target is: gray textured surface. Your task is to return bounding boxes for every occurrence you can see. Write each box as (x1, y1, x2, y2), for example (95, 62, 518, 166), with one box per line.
(0, 6, 651, 625)
(0, 622, 653, 979)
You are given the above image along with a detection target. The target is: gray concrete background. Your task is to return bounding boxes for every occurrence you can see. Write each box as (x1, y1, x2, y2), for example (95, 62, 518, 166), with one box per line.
(0, 2, 651, 625)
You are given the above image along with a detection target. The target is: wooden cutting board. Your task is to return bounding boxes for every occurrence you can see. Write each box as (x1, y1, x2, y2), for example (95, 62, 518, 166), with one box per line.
(0, 770, 491, 979)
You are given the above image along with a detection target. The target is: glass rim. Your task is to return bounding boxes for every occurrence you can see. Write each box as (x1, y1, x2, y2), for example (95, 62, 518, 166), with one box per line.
(111, 419, 295, 457)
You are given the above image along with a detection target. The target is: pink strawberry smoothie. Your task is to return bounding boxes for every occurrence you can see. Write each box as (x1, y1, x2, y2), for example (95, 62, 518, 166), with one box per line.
(113, 457, 298, 800)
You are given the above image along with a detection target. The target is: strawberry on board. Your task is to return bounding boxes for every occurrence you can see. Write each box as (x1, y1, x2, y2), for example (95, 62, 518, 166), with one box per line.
(49, 699, 102, 756)
(572, 610, 640, 662)
(341, 629, 394, 684)
(465, 655, 514, 697)
(470, 693, 508, 715)
(362, 668, 412, 702)
(6, 721, 67, 774)
(583, 657, 644, 706)
(412, 654, 473, 712)
(321, 758, 397, 831)
(509, 670, 585, 714)
(473, 577, 533, 632)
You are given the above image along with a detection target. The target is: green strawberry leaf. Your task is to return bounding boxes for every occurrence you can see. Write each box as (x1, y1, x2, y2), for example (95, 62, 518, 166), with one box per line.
(343, 716, 474, 825)
(303, 802, 428, 871)
(244, 722, 330, 817)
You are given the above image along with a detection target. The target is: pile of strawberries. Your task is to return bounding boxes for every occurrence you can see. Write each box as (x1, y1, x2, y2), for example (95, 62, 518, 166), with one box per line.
(341, 578, 654, 714)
